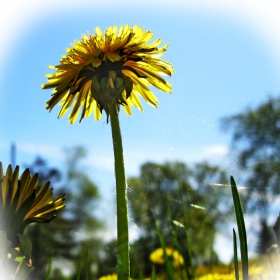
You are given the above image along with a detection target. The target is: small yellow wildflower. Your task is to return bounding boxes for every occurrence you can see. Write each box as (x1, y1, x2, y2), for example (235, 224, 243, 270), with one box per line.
(98, 273, 134, 280)
(196, 273, 236, 280)
(98, 274, 118, 280)
(149, 247, 184, 268)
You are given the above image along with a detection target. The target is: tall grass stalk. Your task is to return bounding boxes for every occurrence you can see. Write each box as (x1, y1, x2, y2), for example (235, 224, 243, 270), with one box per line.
(76, 253, 83, 280)
(153, 212, 174, 280)
(151, 266, 156, 280)
(168, 205, 185, 280)
(233, 229, 239, 280)
(45, 252, 53, 280)
(179, 182, 195, 279)
(231, 176, 248, 280)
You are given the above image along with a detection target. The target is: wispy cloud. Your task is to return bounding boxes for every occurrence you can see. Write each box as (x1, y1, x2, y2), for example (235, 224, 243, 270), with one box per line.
(1, 140, 230, 175)
(17, 142, 64, 160)
(118, 144, 229, 175)
(85, 154, 115, 173)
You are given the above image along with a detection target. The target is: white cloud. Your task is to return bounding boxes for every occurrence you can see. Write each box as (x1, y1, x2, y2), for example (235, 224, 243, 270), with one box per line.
(0, 142, 9, 150)
(85, 154, 115, 172)
(214, 233, 233, 263)
(17, 142, 64, 160)
(119, 144, 230, 175)
(0, 139, 230, 175)
(193, 145, 229, 160)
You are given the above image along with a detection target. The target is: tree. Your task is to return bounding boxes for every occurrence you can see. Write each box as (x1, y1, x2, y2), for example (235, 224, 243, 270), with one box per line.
(24, 157, 72, 280)
(127, 161, 230, 276)
(24, 147, 102, 279)
(256, 219, 276, 255)
(221, 95, 280, 216)
(273, 213, 280, 250)
(97, 239, 118, 277)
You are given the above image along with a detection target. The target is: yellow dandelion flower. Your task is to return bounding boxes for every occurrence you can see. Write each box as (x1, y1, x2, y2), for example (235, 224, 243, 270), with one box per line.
(172, 249, 184, 267)
(98, 274, 118, 280)
(0, 163, 65, 240)
(196, 273, 236, 280)
(149, 247, 165, 264)
(42, 24, 173, 123)
(149, 247, 184, 268)
(98, 273, 133, 280)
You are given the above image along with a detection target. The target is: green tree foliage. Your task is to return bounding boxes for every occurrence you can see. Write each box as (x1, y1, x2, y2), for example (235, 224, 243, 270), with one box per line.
(97, 239, 118, 277)
(24, 157, 71, 280)
(127, 161, 230, 276)
(273, 213, 280, 251)
(63, 147, 102, 240)
(221, 96, 280, 216)
(256, 219, 276, 255)
(24, 147, 102, 279)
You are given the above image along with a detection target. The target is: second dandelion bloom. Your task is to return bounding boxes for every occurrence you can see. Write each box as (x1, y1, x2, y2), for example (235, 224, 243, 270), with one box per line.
(42, 24, 174, 123)
(0, 163, 65, 277)
(149, 247, 184, 268)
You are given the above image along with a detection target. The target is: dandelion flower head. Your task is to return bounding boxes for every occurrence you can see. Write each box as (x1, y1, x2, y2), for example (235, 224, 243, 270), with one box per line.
(149, 247, 184, 268)
(0, 163, 65, 239)
(42, 24, 173, 123)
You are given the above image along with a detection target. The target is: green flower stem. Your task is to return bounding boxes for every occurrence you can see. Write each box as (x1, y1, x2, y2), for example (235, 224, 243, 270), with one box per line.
(109, 101, 130, 280)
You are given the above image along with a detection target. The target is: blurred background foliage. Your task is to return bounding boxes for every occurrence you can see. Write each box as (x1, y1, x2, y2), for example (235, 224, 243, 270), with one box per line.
(24, 147, 102, 279)
(11, 95, 280, 279)
(221, 95, 280, 217)
(127, 161, 229, 277)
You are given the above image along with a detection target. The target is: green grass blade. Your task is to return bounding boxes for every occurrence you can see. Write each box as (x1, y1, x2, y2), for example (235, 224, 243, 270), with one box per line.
(153, 213, 174, 280)
(179, 182, 195, 279)
(151, 266, 157, 280)
(233, 228, 239, 280)
(45, 252, 53, 280)
(85, 245, 89, 280)
(76, 253, 83, 280)
(231, 176, 248, 280)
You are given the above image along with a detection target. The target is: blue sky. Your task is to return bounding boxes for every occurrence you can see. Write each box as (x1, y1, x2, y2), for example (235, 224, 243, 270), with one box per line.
(1, 0, 280, 262)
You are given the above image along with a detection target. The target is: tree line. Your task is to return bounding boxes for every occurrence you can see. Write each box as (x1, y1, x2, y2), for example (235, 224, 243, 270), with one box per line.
(20, 95, 280, 279)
